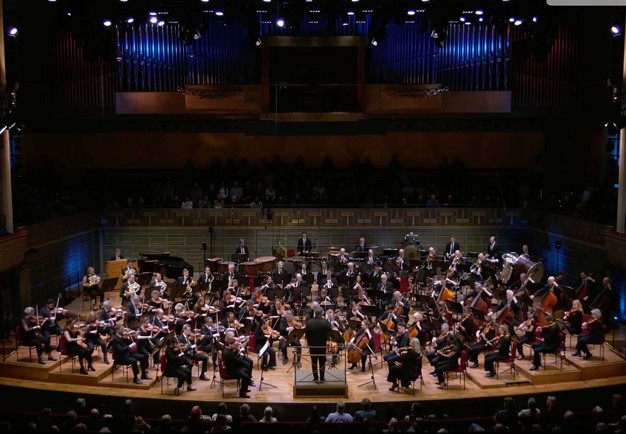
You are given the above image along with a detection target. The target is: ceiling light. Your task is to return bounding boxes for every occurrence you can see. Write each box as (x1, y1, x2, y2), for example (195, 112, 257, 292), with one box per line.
(371, 38, 378, 46)
(347, 11, 355, 16)
(8, 27, 17, 36)
(611, 25, 621, 35)
(478, 17, 483, 22)
(342, 22, 348, 26)
(215, 10, 223, 16)
(475, 10, 484, 15)
(532, 16, 538, 23)
(514, 19, 522, 26)
(465, 22, 471, 25)
(150, 16, 158, 23)
(103, 20, 112, 27)
(459, 16, 466, 22)
(66, 12, 71, 16)
(407, 10, 416, 16)
(120, 0, 128, 2)
(263, 0, 271, 2)
(158, 20, 165, 26)
(509, 17, 515, 23)
(256, 37, 262, 46)
(276, 18, 284, 27)
(126, 17, 134, 23)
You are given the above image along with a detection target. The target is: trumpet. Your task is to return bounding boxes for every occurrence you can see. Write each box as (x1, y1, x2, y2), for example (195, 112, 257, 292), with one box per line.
(123, 281, 140, 298)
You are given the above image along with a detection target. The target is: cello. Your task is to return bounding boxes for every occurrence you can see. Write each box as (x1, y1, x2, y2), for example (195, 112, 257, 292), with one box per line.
(348, 327, 370, 365)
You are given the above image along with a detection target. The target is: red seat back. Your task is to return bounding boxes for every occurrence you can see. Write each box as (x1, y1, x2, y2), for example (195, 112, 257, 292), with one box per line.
(159, 353, 167, 373)
(59, 333, 68, 355)
(218, 352, 231, 380)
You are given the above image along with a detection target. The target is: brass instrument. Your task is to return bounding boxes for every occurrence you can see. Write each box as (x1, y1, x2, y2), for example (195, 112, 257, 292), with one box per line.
(86, 274, 101, 288)
(469, 258, 482, 276)
(123, 281, 140, 298)
(183, 278, 197, 296)
(122, 267, 136, 282)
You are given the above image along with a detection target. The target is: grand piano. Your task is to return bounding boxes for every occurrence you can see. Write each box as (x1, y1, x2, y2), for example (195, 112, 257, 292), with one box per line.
(139, 252, 194, 279)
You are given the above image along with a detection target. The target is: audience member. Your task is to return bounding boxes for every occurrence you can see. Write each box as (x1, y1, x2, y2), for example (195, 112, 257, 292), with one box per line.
(326, 402, 354, 423)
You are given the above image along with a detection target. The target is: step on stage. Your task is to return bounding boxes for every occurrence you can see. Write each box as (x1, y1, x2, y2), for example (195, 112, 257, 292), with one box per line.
(293, 369, 348, 398)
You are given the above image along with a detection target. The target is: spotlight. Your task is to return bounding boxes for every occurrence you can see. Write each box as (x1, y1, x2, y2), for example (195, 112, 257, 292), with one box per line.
(475, 9, 484, 15)
(430, 29, 438, 39)
(276, 18, 284, 27)
(103, 20, 112, 27)
(479, 17, 484, 22)
(194, 30, 201, 40)
(8, 27, 17, 36)
(371, 38, 377, 46)
(465, 22, 471, 25)
(611, 25, 621, 35)
(532, 16, 538, 22)
(120, 0, 128, 2)
(201, 0, 209, 2)
(48, 0, 56, 2)
(215, 10, 224, 16)
(342, 22, 348, 26)
(157, 20, 165, 26)
(509, 17, 515, 23)
(407, 10, 416, 16)
(351, 0, 359, 2)
(126, 17, 134, 23)
(67, 12, 71, 16)
(150, 16, 158, 24)
(460, 16, 466, 22)
(421, 0, 430, 2)
(263, 0, 271, 2)
(256, 37, 262, 46)
(347, 11, 355, 16)
(514, 19, 522, 26)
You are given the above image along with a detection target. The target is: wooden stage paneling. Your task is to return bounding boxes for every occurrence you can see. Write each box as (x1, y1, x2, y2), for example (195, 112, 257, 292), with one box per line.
(1, 292, 625, 406)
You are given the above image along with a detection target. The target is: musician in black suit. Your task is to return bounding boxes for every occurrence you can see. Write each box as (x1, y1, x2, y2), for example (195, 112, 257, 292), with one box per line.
(444, 237, 461, 261)
(356, 237, 368, 254)
(529, 315, 560, 370)
(531, 276, 563, 311)
(110, 325, 149, 384)
(178, 324, 209, 380)
(222, 263, 244, 293)
(272, 261, 291, 287)
(125, 295, 144, 327)
(121, 259, 137, 282)
(388, 337, 422, 390)
(222, 335, 252, 398)
(164, 339, 196, 393)
(150, 272, 169, 298)
(175, 268, 193, 287)
(305, 308, 332, 382)
(197, 265, 214, 285)
(320, 270, 338, 296)
(110, 248, 124, 261)
(377, 274, 394, 303)
(384, 322, 409, 367)
(487, 236, 500, 258)
(235, 239, 250, 258)
(297, 231, 312, 255)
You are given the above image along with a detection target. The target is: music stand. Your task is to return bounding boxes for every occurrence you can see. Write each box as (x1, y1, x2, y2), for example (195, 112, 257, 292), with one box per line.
(257, 340, 276, 390)
(320, 301, 335, 313)
(231, 253, 248, 264)
(136, 272, 153, 287)
(100, 277, 119, 295)
(357, 340, 378, 389)
(285, 328, 306, 373)
(348, 319, 362, 331)
(169, 284, 188, 301)
(444, 300, 464, 316)
(267, 288, 284, 302)
(470, 308, 486, 323)
(366, 289, 384, 303)
(303, 274, 314, 286)
(194, 282, 209, 295)
(359, 305, 380, 322)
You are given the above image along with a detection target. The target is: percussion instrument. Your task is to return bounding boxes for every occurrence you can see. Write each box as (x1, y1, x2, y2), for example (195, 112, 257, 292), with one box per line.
(217, 261, 231, 274)
(502, 253, 518, 265)
(514, 256, 544, 283)
(255, 256, 276, 273)
(206, 257, 223, 270)
(240, 261, 261, 276)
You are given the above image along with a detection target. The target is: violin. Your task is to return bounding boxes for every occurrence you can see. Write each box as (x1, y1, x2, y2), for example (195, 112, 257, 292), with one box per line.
(262, 323, 281, 340)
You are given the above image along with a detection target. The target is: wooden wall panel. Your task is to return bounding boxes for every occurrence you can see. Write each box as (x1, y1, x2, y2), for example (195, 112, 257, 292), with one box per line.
(22, 131, 544, 177)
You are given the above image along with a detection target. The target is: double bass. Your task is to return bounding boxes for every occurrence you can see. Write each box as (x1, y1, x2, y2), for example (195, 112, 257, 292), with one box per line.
(348, 328, 370, 365)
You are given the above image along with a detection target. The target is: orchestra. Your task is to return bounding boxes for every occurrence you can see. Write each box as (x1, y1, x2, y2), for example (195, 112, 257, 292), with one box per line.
(10, 234, 616, 400)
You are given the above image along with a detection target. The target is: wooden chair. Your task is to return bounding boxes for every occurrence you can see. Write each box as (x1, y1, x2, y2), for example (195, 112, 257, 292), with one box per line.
(109, 346, 131, 382)
(217, 351, 240, 398)
(444, 350, 468, 390)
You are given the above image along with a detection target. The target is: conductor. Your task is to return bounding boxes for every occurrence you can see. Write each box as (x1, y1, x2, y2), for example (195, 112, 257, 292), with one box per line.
(305, 308, 332, 383)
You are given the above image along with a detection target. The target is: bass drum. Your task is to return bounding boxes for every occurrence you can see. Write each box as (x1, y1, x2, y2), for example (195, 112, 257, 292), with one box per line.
(514, 256, 544, 283)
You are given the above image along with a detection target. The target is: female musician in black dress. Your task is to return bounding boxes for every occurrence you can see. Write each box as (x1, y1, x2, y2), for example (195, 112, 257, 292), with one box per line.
(84, 312, 109, 364)
(348, 319, 373, 372)
(164, 338, 196, 395)
(564, 299, 584, 336)
(20, 307, 53, 365)
(63, 317, 94, 375)
(484, 325, 511, 377)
